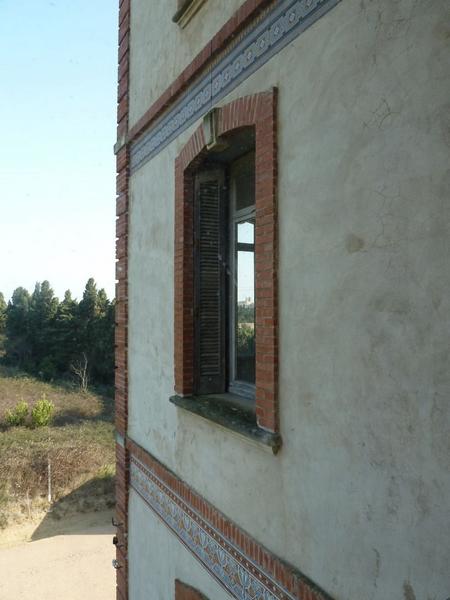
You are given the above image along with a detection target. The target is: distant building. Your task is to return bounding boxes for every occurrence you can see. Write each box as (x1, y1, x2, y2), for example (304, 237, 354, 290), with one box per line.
(114, 1, 450, 599)
(238, 297, 254, 307)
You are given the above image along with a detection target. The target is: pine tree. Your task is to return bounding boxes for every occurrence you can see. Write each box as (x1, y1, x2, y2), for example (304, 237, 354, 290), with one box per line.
(73, 278, 99, 384)
(79, 278, 98, 321)
(53, 290, 78, 373)
(28, 281, 58, 377)
(5, 287, 31, 366)
(90, 288, 114, 383)
(0, 292, 7, 354)
(2, 280, 114, 386)
(0, 292, 6, 333)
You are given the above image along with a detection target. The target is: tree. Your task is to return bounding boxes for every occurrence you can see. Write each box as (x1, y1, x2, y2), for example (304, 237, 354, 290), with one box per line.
(79, 278, 98, 322)
(1, 279, 114, 386)
(0, 292, 6, 331)
(90, 290, 115, 383)
(28, 281, 58, 377)
(70, 352, 89, 392)
(0, 292, 7, 355)
(76, 279, 115, 384)
(52, 290, 78, 373)
(5, 287, 31, 366)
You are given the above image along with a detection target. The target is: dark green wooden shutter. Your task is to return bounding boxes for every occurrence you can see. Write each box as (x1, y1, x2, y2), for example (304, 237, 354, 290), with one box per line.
(194, 169, 226, 395)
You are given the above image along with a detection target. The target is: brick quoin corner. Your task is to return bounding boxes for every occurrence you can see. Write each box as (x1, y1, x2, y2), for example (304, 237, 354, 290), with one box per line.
(115, 0, 131, 598)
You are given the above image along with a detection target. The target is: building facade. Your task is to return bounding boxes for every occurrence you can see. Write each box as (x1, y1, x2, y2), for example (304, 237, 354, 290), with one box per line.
(114, 1, 450, 599)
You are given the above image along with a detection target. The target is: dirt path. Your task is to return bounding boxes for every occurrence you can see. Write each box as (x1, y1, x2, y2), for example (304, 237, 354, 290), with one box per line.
(0, 510, 115, 600)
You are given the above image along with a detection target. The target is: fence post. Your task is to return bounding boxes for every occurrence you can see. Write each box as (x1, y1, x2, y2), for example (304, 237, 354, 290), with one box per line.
(47, 458, 52, 504)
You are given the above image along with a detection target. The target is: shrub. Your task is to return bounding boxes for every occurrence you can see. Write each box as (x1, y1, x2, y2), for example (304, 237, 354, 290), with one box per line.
(237, 324, 255, 355)
(5, 400, 29, 427)
(31, 395, 54, 427)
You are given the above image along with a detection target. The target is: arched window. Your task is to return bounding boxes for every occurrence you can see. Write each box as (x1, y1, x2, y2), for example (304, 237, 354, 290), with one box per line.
(173, 90, 279, 442)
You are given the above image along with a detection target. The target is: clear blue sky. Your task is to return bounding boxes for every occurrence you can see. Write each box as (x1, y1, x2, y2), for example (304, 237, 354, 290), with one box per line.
(0, 0, 117, 302)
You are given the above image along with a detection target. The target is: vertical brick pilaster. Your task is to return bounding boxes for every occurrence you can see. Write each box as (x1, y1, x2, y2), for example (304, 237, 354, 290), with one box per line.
(115, 146, 129, 438)
(115, 0, 130, 437)
(116, 0, 131, 148)
(174, 90, 279, 433)
(253, 89, 278, 433)
(115, 441, 129, 600)
(115, 0, 131, 598)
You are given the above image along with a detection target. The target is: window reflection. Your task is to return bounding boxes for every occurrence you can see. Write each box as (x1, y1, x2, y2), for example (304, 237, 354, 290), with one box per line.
(235, 219, 255, 384)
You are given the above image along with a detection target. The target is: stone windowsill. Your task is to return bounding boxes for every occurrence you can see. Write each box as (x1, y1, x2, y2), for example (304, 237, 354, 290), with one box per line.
(169, 393, 281, 454)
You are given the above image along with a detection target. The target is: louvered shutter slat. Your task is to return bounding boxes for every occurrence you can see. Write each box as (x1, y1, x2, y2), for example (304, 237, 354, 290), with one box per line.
(194, 170, 226, 394)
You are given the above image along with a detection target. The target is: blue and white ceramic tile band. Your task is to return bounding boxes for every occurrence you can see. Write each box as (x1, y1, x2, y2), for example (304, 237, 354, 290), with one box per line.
(129, 0, 340, 173)
(130, 456, 297, 600)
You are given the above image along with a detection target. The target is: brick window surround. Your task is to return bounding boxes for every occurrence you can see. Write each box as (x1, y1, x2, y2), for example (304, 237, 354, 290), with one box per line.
(175, 579, 209, 600)
(174, 89, 278, 433)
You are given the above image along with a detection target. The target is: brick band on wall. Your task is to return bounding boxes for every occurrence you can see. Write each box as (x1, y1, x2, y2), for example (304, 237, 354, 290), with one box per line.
(115, 0, 131, 599)
(128, 438, 333, 600)
(174, 90, 279, 433)
(127, 0, 275, 145)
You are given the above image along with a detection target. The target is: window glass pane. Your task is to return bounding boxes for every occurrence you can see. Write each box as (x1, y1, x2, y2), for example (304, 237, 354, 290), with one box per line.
(231, 152, 255, 212)
(235, 219, 255, 384)
(237, 220, 254, 244)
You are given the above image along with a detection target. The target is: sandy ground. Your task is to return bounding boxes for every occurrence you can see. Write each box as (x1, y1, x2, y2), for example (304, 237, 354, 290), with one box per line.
(0, 510, 115, 600)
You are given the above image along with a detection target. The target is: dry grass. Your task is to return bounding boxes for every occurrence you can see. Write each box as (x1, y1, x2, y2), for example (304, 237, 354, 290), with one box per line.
(0, 365, 113, 424)
(0, 367, 115, 529)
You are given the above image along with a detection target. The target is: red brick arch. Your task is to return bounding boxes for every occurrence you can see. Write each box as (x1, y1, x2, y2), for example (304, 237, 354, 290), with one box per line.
(174, 89, 278, 433)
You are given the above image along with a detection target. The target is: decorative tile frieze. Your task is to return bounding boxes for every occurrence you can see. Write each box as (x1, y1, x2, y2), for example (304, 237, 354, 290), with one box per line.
(129, 0, 340, 173)
(130, 456, 297, 600)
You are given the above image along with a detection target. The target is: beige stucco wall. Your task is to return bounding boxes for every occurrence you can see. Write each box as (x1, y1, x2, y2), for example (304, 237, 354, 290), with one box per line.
(127, 1, 450, 599)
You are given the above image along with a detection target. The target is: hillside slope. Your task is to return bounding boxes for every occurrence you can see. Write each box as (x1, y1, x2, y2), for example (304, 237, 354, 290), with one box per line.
(0, 366, 115, 528)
